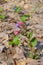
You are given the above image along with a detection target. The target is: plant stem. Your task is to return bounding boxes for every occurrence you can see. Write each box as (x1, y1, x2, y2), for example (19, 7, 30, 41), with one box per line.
(29, 2, 41, 17)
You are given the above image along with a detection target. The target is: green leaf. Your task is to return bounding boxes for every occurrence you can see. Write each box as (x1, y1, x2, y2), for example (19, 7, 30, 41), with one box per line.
(20, 15, 29, 22)
(28, 32, 33, 39)
(13, 36, 20, 45)
(0, 14, 5, 19)
(30, 38, 37, 47)
(9, 36, 20, 46)
(14, 6, 21, 13)
(9, 41, 13, 45)
(33, 54, 39, 59)
(0, 8, 3, 12)
(20, 16, 26, 22)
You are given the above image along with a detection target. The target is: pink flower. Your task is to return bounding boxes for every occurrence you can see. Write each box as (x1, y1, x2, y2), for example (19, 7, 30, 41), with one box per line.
(13, 31, 19, 35)
(17, 21, 24, 26)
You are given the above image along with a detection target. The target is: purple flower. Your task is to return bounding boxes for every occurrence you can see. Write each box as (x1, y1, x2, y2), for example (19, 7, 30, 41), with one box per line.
(16, 23, 19, 27)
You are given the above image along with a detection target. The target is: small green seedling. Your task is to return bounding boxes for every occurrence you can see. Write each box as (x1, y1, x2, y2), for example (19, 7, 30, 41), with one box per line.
(9, 36, 20, 46)
(20, 15, 30, 22)
(0, 14, 5, 19)
(28, 31, 33, 39)
(30, 37, 37, 47)
(27, 31, 37, 47)
(13, 6, 22, 13)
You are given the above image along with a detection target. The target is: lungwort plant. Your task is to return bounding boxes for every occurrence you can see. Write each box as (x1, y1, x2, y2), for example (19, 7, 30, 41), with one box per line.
(27, 31, 39, 59)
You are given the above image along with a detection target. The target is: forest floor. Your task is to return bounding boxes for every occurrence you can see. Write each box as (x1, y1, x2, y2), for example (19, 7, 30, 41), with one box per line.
(0, 0, 43, 65)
